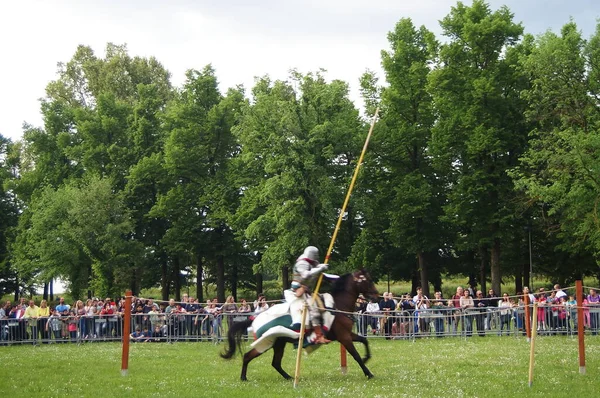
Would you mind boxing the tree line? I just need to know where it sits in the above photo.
[1,0,599,302]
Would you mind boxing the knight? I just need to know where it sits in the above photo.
[284,246,331,344]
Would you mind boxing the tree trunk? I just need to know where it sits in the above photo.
[173,256,181,302]
[161,258,170,301]
[43,282,49,301]
[515,264,523,295]
[196,255,203,303]
[256,272,263,296]
[281,265,289,290]
[216,254,225,303]
[491,237,501,296]
[50,279,54,302]
[417,252,429,297]
[231,262,238,301]
[479,246,487,294]
[522,262,529,290]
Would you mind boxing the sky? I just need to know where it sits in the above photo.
[0,0,598,142]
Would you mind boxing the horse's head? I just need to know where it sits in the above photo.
[352,269,379,301]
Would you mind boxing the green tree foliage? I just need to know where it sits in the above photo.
[512,21,600,275]
[357,19,445,295]
[232,71,363,278]
[3,2,600,300]
[0,135,20,297]
[428,0,530,294]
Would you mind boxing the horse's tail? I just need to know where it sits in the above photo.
[220,318,253,359]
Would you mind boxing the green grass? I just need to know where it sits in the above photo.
[0,336,598,397]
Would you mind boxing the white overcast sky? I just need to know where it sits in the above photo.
[0,0,598,142]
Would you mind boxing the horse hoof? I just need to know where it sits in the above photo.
[241,377,248,382]
[367,373,375,379]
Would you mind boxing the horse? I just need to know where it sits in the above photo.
[221,269,379,381]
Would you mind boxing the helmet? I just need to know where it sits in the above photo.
[291,281,302,291]
[302,246,319,262]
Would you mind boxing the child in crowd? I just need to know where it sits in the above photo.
[130,326,146,342]
[46,309,63,343]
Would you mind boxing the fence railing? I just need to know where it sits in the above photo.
[1,305,598,345]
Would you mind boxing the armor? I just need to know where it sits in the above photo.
[287,246,330,344]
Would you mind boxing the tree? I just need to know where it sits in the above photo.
[232,71,364,285]
[0,135,20,298]
[428,0,529,294]
[358,18,443,295]
[512,21,600,275]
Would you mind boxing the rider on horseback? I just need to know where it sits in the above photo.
[285,246,331,344]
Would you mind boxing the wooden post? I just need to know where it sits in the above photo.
[121,290,132,376]
[576,280,586,375]
[524,293,531,342]
[528,302,538,387]
[293,303,308,388]
[340,346,348,374]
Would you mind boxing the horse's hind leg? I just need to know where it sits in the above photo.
[241,348,263,381]
[271,339,292,380]
[350,332,371,363]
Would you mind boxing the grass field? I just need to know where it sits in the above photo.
[0,336,598,397]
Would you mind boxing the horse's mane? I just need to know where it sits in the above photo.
[330,273,353,297]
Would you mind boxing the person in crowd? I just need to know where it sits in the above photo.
[365,297,381,335]
[55,297,69,314]
[222,295,238,331]
[397,294,415,338]
[130,326,145,342]
[24,300,40,342]
[566,294,577,333]
[546,290,558,333]
[165,299,179,337]
[150,324,164,342]
[523,286,536,303]
[210,298,223,341]
[536,288,548,333]
[430,291,446,337]
[37,300,50,343]
[554,284,567,300]
[254,295,269,315]
[587,288,599,335]
[100,301,115,338]
[355,294,368,336]
[473,291,487,337]
[0,301,8,344]
[238,299,251,315]
[556,296,568,333]
[68,309,78,341]
[185,297,200,339]
[485,289,499,330]
[413,287,429,335]
[460,289,474,337]
[46,308,63,343]
[498,293,513,336]
[379,292,395,339]
[451,286,464,334]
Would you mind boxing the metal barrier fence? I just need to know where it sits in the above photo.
[354,304,600,339]
[1,305,598,345]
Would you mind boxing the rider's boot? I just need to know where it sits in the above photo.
[313,325,331,344]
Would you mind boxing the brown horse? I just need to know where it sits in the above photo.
[221,269,379,381]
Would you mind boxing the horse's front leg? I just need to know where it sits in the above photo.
[350,332,371,364]
[271,338,292,380]
[339,336,374,379]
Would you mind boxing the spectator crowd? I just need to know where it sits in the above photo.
[1,285,599,345]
